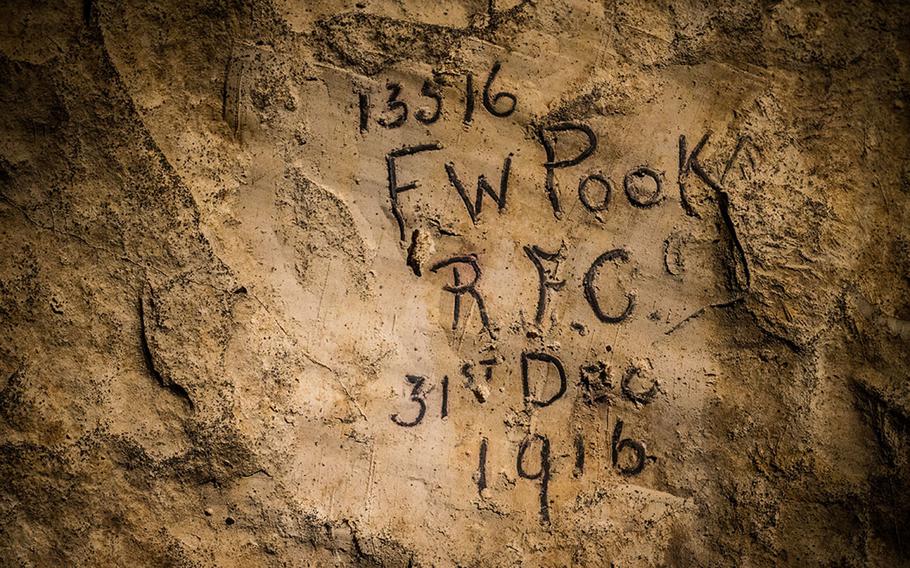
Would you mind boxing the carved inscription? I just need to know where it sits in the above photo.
[353,61,759,523]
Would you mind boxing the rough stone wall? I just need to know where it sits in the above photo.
[1,0,908,566]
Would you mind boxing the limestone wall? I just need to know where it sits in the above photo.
[1,1,908,565]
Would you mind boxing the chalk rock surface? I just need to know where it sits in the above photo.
[1,1,908,566]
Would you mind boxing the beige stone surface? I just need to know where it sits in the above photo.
[1,0,908,566]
